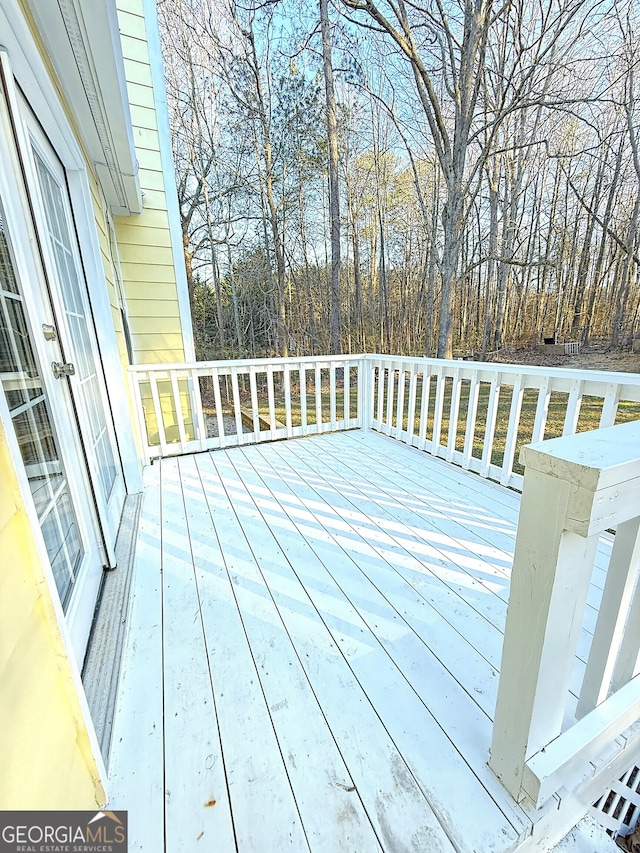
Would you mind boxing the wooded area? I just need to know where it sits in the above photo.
[157,0,640,360]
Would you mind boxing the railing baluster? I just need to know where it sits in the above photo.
[406,365,418,447]
[212,367,225,446]
[480,373,500,478]
[330,364,337,431]
[190,369,207,451]
[531,380,550,443]
[395,367,406,440]
[563,379,583,436]
[432,368,445,453]
[376,363,385,426]
[267,364,277,435]
[300,365,308,433]
[169,370,187,453]
[600,383,621,428]
[284,364,293,437]
[501,376,524,486]
[249,366,260,439]
[231,368,243,443]
[344,363,351,426]
[462,372,480,470]
[385,365,395,435]
[446,366,462,462]
[577,517,640,718]
[149,373,168,457]
[418,370,430,451]
[130,371,151,463]
[315,363,323,432]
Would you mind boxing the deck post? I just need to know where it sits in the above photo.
[489,466,598,800]
[491,421,640,806]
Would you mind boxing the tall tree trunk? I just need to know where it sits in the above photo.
[320,0,341,354]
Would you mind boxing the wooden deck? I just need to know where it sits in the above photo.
[107,428,612,852]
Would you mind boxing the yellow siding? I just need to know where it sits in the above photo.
[88,173,129,369]
[114,0,186,365]
[0,421,105,809]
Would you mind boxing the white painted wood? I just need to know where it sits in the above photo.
[599,383,621,427]
[314,363,322,432]
[431,367,445,452]
[395,366,406,440]
[249,365,261,438]
[207,451,458,851]
[108,430,633,852]
[107,465,164,851]
[463,373,480,469]
[235,441,524,849]
[501,378,524,486]
[129,369,152,464]
[480,374,501,478]
[563,380,584,436]
[612,553,640,692]
[267,363,277,434]
[418,371,430,450]
[406,364,418,445]
[299,365,308,432]
[490,468,600,800]
[231,368,244,441]
[343,364,350,425]
[329,363,337,430]
[375,364,384,426]
[531,380,551,443]
[189,369,207,450]
[524,675,640,807]
[169,370,187,452]
[578,517,640,718]
[128,353,640,496]
[384,363,395,435]
[159,457,236,851]
[149,373,168,456]
[284,364,293,437]
[446,366,462,462]
[176,455,309,852]
[211,366,225,444]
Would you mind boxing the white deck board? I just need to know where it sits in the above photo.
[108,464,165,852]
[108,429,614,853]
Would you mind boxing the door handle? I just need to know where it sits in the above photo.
[52,361,76,379]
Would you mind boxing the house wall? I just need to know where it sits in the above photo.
[114,0,188,365]
[0,417,105,809]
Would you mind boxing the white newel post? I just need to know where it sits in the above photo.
[489,467,599,799]
[490,421,640,804]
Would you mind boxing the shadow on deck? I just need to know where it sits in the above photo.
[104,429,615,853]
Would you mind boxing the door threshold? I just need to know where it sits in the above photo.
[82,492,142,765]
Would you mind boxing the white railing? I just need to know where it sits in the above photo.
[128,354,363,463]
[364,355,640,490]
[490,420,640,812]
[129,355,640,478]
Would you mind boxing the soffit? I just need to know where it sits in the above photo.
[23,0,142,215]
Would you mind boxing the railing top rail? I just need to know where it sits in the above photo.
[128,352,640,393]
[128,353,366,374]
[363,353,640,389]
[521,420,640,491]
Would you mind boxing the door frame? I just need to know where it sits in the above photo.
[0,9,142,657]
[0,10,142,497]
[0,79,107,662]
[23,109,128,543]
